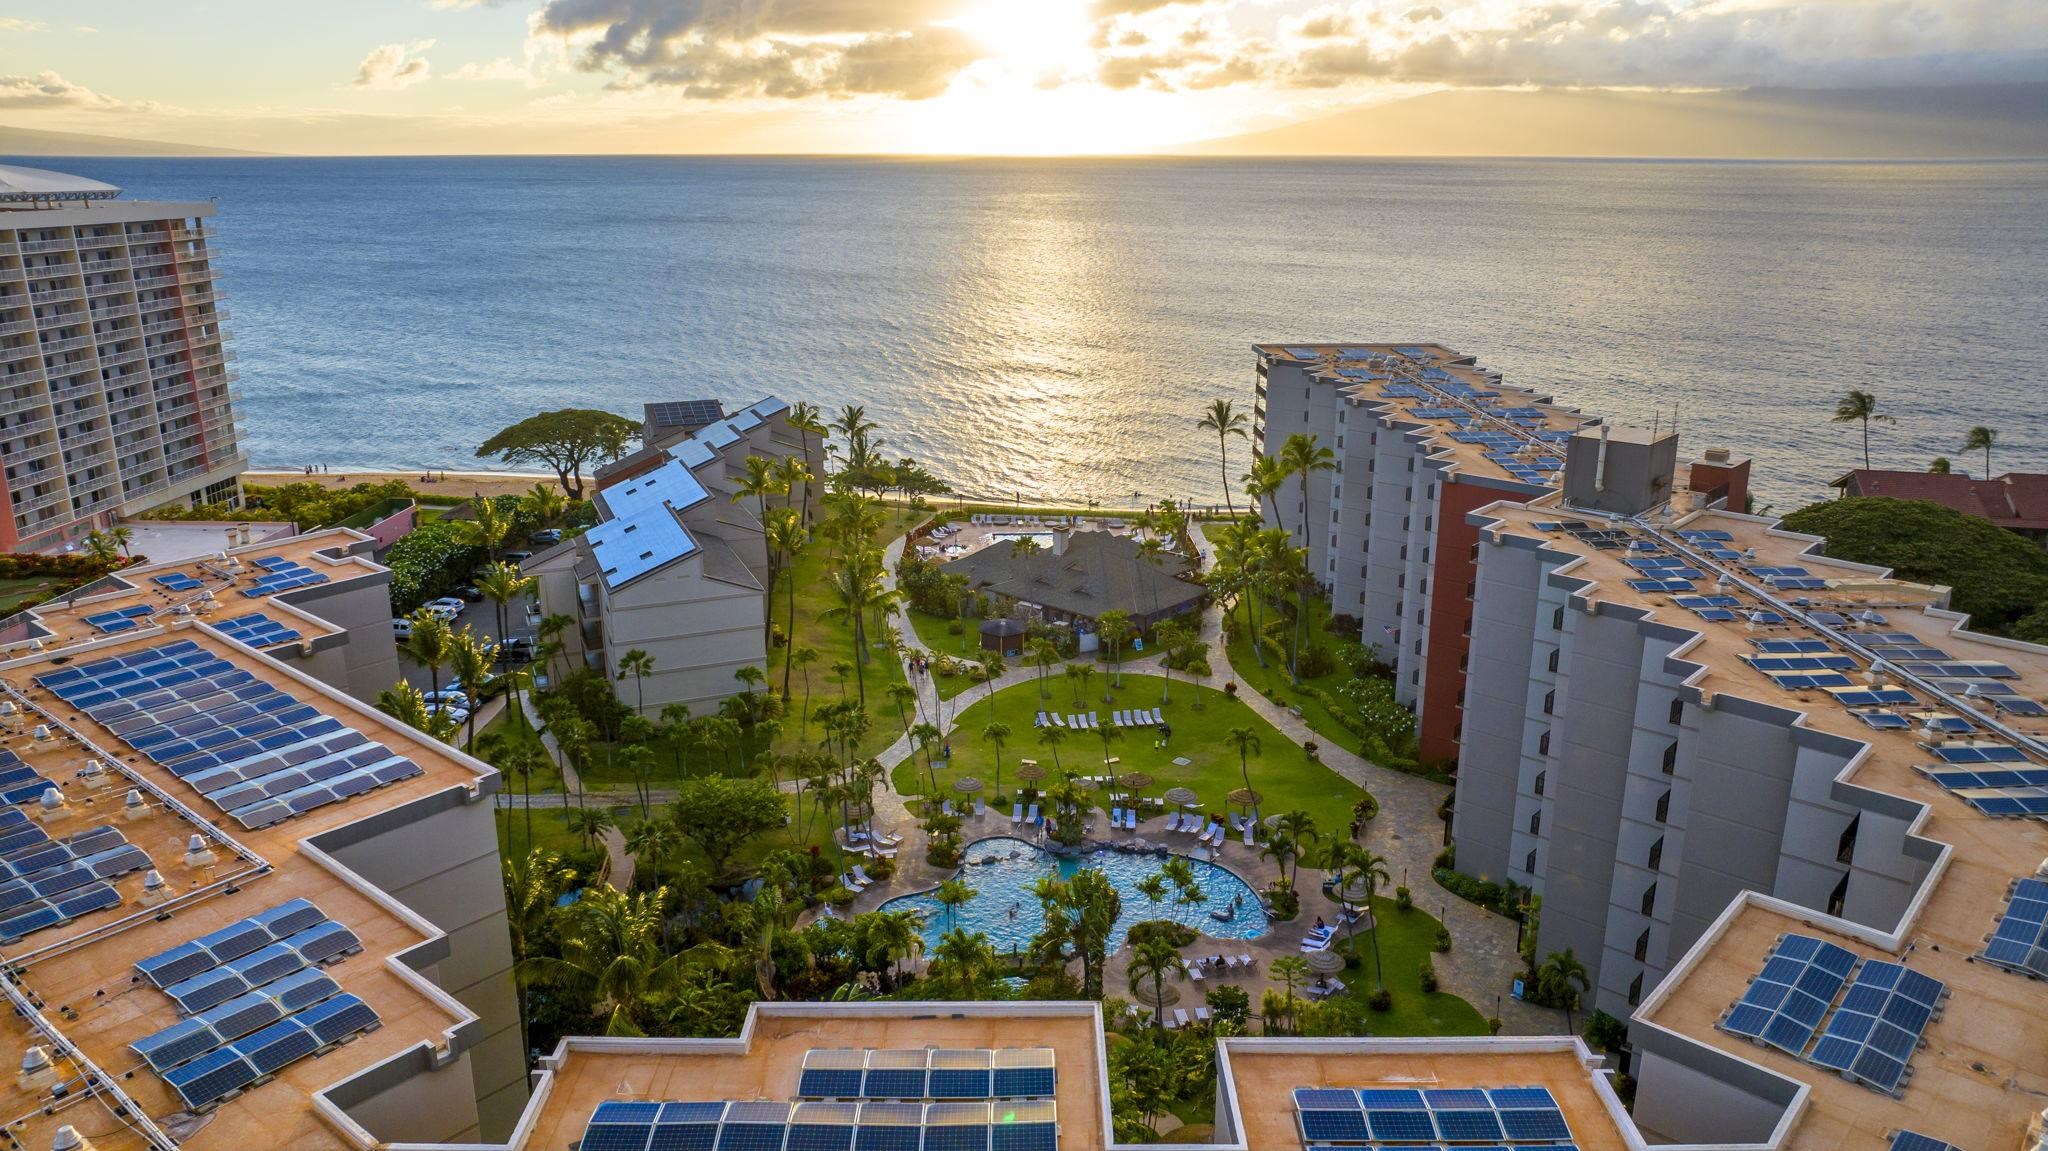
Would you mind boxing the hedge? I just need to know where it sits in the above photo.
[385,520,482,614]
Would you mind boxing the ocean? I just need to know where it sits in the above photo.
[30,155,2048,508]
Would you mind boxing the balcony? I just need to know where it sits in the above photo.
[28,285,82,305]
[86,278,133,299]
[79,256,130,275]
[0,240,17,258]
[0,318,34,338]
[63,448,114,474]
[175,264,214,285]
[0,392,48,418]
[88,299,136,321]
[127,250,175,268]
[12,486,69,515]
[1,416,55,441]
[0,366,45,390]
[97,346,144,369]
[181,287,223,306]
[18,237,77,255]
[37,334,92,356]
[132,270,177,289]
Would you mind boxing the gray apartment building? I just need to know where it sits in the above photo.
[0,164,245,553]
[527,396,823,714]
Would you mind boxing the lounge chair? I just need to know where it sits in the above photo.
[1164,1010,1181,1031]
[1188,964,1205,983]
[1242,824,1255,846]
[1035,711,1048,727]
[873,845,898,859]
[843,874,862,892]
[1111,806,1124,826]
[1012,803,1024,824]
[1087,712,1099,728]
[1194,1006,1212,1024]
[852,864,875,886]
[1173,1008,1192,1029]
[1123,810,1137,831]
[1026,804,1040,825]
[943,800,956,817]
[975,797,987,817]
[1051,712,1065,727]
[1236,953,1255,973]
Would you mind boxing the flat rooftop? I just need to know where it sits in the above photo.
[0,536,495,1150]
[1478,496,2048,1151]
[1257,343,1590,490]
[524,1008,1109,1151]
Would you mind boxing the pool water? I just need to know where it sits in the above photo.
[987,531,1055,548]
[880,836,1268,955]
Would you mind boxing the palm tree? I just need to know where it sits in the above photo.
[885,681,919,737]
[788,402,827,524]
[517,481,568,531]
[934,877,977,930]
[819,546,890,705]
[931,928,997,999]
[1268,954,1310,1035]
[501,848,576,1056]
[1277,433,1335,545]
[1539,948,1592,1034]
[1197,399,1251,519]
[773,454,812,511]
[1071,663,1094,707]
[403,609,456,703]
[375,681,453,742]
[1260,834,1299,895]
[1128,934,1187,1031]
[791,646,821,728]
[1097,610,1134,689]
[734,454,786,527]
[1333,846,1391,989]
[81,530,119,564]
[1094,722,1123,771]
[616,649,655,717]
[624,818,680,875]
[1226,726,1261,794]
[1270,809,1318,888]
[453,495,514,559]
[765,506,806,658]
[1036,723,1066,774]
[517,885,685,1035]
[981,720,1011,798]
[1929,456,1953,474]
[105,524,135,559]
[1242,454,1289,531]
[476,561,537,661]
[910,721,943,795]
[565,806,616,854]
[1962,425,1997,477]
[1030,638,1060,701]
[448,628,498,750]
[1832,390,1894,469]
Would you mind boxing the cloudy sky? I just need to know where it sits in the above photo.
[1,0,2042,153]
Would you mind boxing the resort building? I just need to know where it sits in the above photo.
[1452,436,2048,1150]
[526,396,825,713]
[1831,467,2048,548]
[940,528,1205,638]
[0,523,526,1150]
[0,164,246,553]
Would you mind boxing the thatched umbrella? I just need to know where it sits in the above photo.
[1305,946,1347,976]
[1228,787,1263,810]
[1117,771,1154,792]
[1335,877,1381,909]
[1129,976,1181,1011]
[1163,786,1200,808]
[1013,763,1047,784]
[953,776,984,794]
[841,800,874,824]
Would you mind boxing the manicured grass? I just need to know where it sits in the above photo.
[0,577,62,614]
[495,807,584,859]
[771,509,926,759]
[905,608,986,700]
[468,709,564,795]
[1336,897,1489,1036]
[891,674,1363,838]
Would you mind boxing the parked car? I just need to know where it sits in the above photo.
[423,597,466,619]
[421,689,470,711]
[454,584,484,602]
[499,634,537,661]
[529,529,562,546]
[392,617,413,640]
[427,702,470,727]
[502,550,535,564]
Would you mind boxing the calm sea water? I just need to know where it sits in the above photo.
[25,156,2047,506]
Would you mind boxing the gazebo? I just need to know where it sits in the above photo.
[979,618,1027,655]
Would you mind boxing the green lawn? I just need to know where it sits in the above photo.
[905,608,987,700]
[495,807,586,859]
[1333,897,1489,1036]
[467,709,565,795]
[0,576,63,614]
[891,673,1363,837]
[770,509,926,759]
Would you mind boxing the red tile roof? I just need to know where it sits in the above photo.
[1830,469,2048,531]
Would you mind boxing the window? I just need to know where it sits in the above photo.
[1424,515,1433,531]
[1525,849,1538,873]
[1399,545,1408,560]
[1634,928,1651,962]
[1529,810,1542,835]
[1668,698,1685,725]
[1547,649,1560,673]
[1552,606,1565,631]
[1360,564,1369,578]
[1458,651,1468,672]
[1661,741,1679,775]
[1628,972,1644,1007]
[1407,456,1415,472]
[1411,669,1419,686]
[1469,543,1480,562]
[1538,731,1551,757]
[1542,689,1555,715]
[1533,769,1546,795]
[1828,872,1849,918]
[1836,814,1860,864]
[1647,835,1663,872]
[1415,607,1425,623]
[1655,789,1671,823]
[1402,515,1411,530]
[1455,687,1465,707]
[1640,882,1658,916]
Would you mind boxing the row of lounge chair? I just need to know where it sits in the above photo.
[967,514,1077,527]
[1031,708,1165,729]
[841,864,883,891]
[1187,953,1259,979]
[1010,803,1043,826]
[1160,1006,1212,1030]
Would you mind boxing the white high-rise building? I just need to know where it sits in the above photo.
[0,164,245,552]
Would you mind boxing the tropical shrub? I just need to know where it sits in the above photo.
[385,519,483,613]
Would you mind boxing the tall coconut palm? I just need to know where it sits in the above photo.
[1278,432,1336,549]
[453,495,514,559]
[773,454,812,512]
[1128,934,1187,1031]
[734,454,786,527]
[788,402,827,524]
[981,720,1011,798]
[565,806,616,854]
[517,884,685,1036]
[403,608,455,703]
[1197,399,1250,519]
[765,506,806,642]
[934,877,977,930]
[1226,726,1262,794]
[1097,609,1134,689]
[1333,845,1391,989]
[476,561,537,663]
[1539,948,1592,1034]
[1962,425,1997,477]
[790,646,821,727]
[448,628,498,749]
[886,681,919,736]
[501,848,576,1056]
[1030,638,1060,701]
[517,481,568,531]
[1831,390,1894,469]
[931,928,997,999]
[910,721,943,795]
[819,546,889,705]
[616,648,655,716]
[1036,723,1066,775]
[1242,454,1289,531]
[106,524,135,559]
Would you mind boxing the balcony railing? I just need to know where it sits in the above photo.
[53,377,102,402]
[0,392,48,418]
[175,265,214,284]
[19,237,77,255]
[1,416,55,442]
[96,346,143,369]
[0,318,34,338]
[0,367,45,390]
[28,285,82,305]
[63,448,114,474]
[86,278,133,298]
[79,257,130,275]
[37,334,92,356]
[181,287,223,306]
[12,486,69,514]
[130,272,177,291]
[127,250,175,268]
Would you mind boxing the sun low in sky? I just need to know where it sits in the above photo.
[1,0,2042,155]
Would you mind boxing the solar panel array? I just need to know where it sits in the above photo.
[1806,960,1947,1094]
[798,1048,1055,1100]
[240,557,330,598]
[0,818,148,941]
[582,1099,1057,1151]
[0,746,59,805]
[646,399,725,429]
[83,604,154,634]
[1718,934,1948,1097]
[1888,1134,1964,1151]
[1980,876,2048,978]
[1292,1085,1575,1147]
[153,572,205,593]
[1718,934,1859,1056]
[160,992,380,1111]
[35,640,424,830]
[213,614,303,649]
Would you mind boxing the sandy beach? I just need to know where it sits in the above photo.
[246,467,559,500]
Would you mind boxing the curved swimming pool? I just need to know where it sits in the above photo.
[879,836,1268,955]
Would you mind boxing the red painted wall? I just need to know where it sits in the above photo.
[0,462,15,552]
[1420,479,1507,764]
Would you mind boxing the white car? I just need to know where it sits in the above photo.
[421,598,465,621]
[427,702,470,727]
[421,689,470,711]
[392,617,413,640]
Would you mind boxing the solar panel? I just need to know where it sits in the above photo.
[1498,1109,1572,1141]
[1719,933,1858,1056]
[232,1018,321,1076]
[864,1070,928,1099]
[1890,1132,1964,1151]
[164,1047,256,1110]
[802,1070,866,1098]
[1808,960,1945,1095]
[297,993,380,1045]
[1980,876,2048,978]
[1363,1110,1435,1141]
